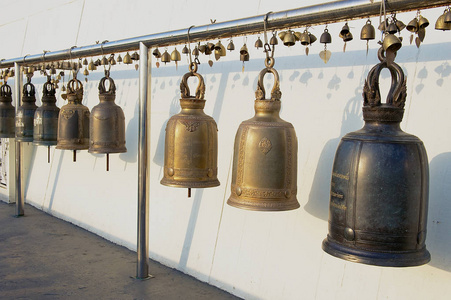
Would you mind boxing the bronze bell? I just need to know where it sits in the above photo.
[418,15,429,29]
[161,63,220,195]
[308,33,317,45]
[360,19,375,40]
[396,19,406,31]
[16,76,38,142]
[161,50,171,64]
[0,83,15,138]
[153,48,162,59]
[342,31,353,42]
[255,37,263,49]
[57,77,90,162]
[282,30,296,46]
[34,78,60,146]
[240,44,249,55]
[182,45,189,55]
[383,33,402,53]
[192,46,200,56]
[300,31,310,46]
[407,18,419,32]
[228,58,299,211]
[387,21,398,34]
[320,28,332,44]
[270,33,278,45]
[445,9,451,23]
[322,47,430,267]
[436,12,451,31]
[227,40,235,51]
[240,52,249,62]
[214,41,226,57]
[171,48,181,62]
[123,52,132,64]
[89,74,126,171]
[340,22,350,36]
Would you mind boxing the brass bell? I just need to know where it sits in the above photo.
[152,48,162,59]
[204,43,213,55]
[308,33,317,45]
[82,58,88,65]
[182,45,189,55]
[192,46,200,56]
[407,18,419,32]
[0,83,15,138]
[269,33,278,45]
[88,59,97,71]
[214,40,226,57]
[227,40,235,51]
[89,74,126,171]
[240,44,249,55]
[171,48,181,62]
[255,37,263,49]
[240,52,249,62]
[445,9,451,23]
[161,63,220,195]
[395,19,406,31]
[34,78,59,146]
[320,28,332,44]
[83,68,89,76]
[360,19,375,40]
[418,15,429,29]
[300,31,310,46]
[293,31,302,42]
[57,77,90,162]
[228,59,299,211]
[282,30,296,46]
[435,12,451,31]
[340,22,350,36]
[378,19,389,32]
[117,54,122,63]
[198,44,207,53]
[387,21,398,34]
[16,77,38,142]
[101,56,108,65]
[161,50,171,64]
[342,31,353,42]
[123,52,132,64]
[383,33,402,53]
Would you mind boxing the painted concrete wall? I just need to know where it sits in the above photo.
[1,1,451,299]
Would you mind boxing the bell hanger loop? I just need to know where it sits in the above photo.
[186,25,195,70]
[263,11,275,68]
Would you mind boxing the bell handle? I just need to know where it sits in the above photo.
[43,80,56,96]
[180,71,205,100]
[0,83,11,97]
[22,81,36,97]
[255,63,281,101]
[363,47,406,108]
[67,77,83,94]
[99,76,116,95]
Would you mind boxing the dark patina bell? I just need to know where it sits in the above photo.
[228,58,299,211]
[0,83,15,138]
[16,76,38,142]
[34,77,59,146]
[161,62,220,196]
[89,73,126,171]
[56,77,90,161]
[322,48,430,267]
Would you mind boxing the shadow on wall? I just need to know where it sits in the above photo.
[427,152,451,272]
[304,85,363,221]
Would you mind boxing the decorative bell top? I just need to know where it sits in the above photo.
[66,77,84,103]
[22,79,36,102]
[0,83,12,101]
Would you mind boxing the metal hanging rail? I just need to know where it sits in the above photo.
[6,0,451,280]
[0,0,449,68]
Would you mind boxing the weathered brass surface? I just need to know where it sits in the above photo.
[16,77,38,142]
[89,74,126,154]
[33,78,60,146]
[228,59,299,211]
[56,77,90,150]
[161,63,220,189]
[322,48,430,267]
[360,19,375,40]
[436,11,451,30]
[0,83,15,138]
[382,33,402,52]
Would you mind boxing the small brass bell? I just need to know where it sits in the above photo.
[293,31,302,42]
[418,15,429,29]
[214,41,226,57]
[340,22,350,36]
[89,74,126,171]
[16,76,38,142]
[123,52,132,64]
[207,42,215,51]
[240,52,249,62]
[204,43,213,55]
[407,18,419,32]
[269,33,278,45]
[255,37,263,49]
[101,56,108,65]
[320,28,332,44]
[387,22,398,34]
[171,48,181,62]
[445,9,451,23]
[227,40,235,51]
[395,20,406,31]
[192,47,200,56]
[240,44,249,55]
[198,44,207,53]
[342,32,353,42]
[161,50,171,64]
[88,59,97,71]
[378,19,389,32]
[82,58,88,65]
[117,54,122,63]
[182,45,189,55]
[83,68,89,76]
[131,52,139,61]
[228,58,299,211]
[360,19,376,40]
[300,31,310,46]
[152,48,162,59]
[308,33,317,45]
[282,30,296,47]
[0,83,15,138]
[436,12,451,31]
[161,63,220,195]
[382,33,402,53]
[57,77,90,162]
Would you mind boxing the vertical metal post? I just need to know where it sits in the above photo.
[137,42,150,279]
[14,62,23,217]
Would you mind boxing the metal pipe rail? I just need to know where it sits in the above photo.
[0,0,449,68]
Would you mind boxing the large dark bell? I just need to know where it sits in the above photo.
[56,78,90,151]
[16,78,38,142]
[34,79,60,146]
[0,83,15,138]
[322,48,430,267]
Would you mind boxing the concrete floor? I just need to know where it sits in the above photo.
[0,202,239,300]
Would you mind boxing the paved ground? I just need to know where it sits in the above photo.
[0,202,239,300]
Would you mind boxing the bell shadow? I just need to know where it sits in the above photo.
[119,102,138,163]
[425,152,451,272]
[304,87,363,220]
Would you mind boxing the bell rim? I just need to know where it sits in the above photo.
[88,147,127,154]
[160,178,220,188]
[322,237,431,267]
[33,140,57,146]
[227,196,300,212]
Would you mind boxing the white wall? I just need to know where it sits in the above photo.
[1,1,451,299]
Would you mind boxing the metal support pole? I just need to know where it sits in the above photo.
[137,42,150,279]
[14,62,23,217]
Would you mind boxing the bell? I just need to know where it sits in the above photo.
[228,59,299,211]
[56,77,90,162]
[171,48,181,62]
[342,31,353,42]
[240,52,249,62]
[204,44,213,55]
[255,37,263,49]
[435,13,451,31]
[0,83,15,138]
[322,47,430,267]
[407,18,419,32]
[161,50,171,64]
[214,41,226,57]
[445,9,451,23]
[308,33,317,45]
[82,58,88,65]
[270,33,278,46]
[117,54,122,63]
[152,48,162,59]
[198,44,207,53]
[101,56,108,65]
[387,22,398,34]
[227,40,235,51]
[123,52,132,64]
[192,46,200,56]
[340,22,350,36]
[282,30,296,46]
[88,60,97,71]
[418,15,429,29]
[182,45,189,55]
[300,31,310,46]
[131,52,140,60]
[33,78,60,146]
[360,20,376,40]
[16,77,38,142]
[320,28,332,44]
[378,19,389,32]
[382,33,402,53]
[89,74,126,171]
[395,19,406,31]
[161,63,220,194]
[240,44,249,55]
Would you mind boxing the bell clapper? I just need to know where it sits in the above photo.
[106,153,109,171]
[73,150,77,162]
[48,146,50,163]
[188,188,191,198]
